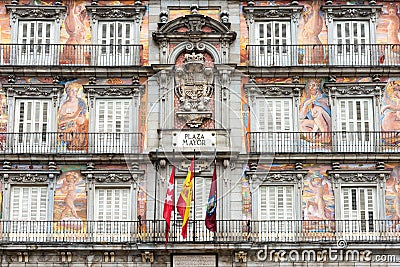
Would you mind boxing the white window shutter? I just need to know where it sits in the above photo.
[95,188,130,221]
[10,186,47,221]
[96,99,131,133]
[259,185,294,220]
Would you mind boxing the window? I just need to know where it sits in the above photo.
[94,187,132,241]
[97,21,136,65]
[6,5,66,65]
[86,5,145,66]
[259,185,294,220]
[342,187,376,233]
[15,99,51,151]
[17,21,56,65]
[243,5,302,66]
[321,5,381,66]
[336,98,374,152]
[255,97,294,152]
[255,21,291,66]
[10,186,47,221]
[333,21,370,65]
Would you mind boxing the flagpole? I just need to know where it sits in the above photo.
[153,149,158,243]
[173,149,176,242]
[214,148,217,238]
[193,149,196,243]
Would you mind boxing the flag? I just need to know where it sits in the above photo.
[163,165,175,243]
[205,162,217,232]
[177,158,194,239]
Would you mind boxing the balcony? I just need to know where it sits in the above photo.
[0,132,143,154]
[247,131,400,153]
[246,44,399,67]
[0,219,399,244]
[0,44,142,66]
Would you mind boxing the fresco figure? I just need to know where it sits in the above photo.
[300,80,331,143]
[306,174,328,220]
[302,1,324,64]
[58,83,88,150]
[382,81,400,134]
[385,5,400,54]
[62,0,87,64]
[60,172,79,219]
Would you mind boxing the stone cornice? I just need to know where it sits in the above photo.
[243,5,303,24]
[244,83,305,97]
[86,5,146,22]
[321,5,382,23]
[4,83,64,97]
[83,84,144,97]
[0,170,60,184]
[6,5,66,22]
[246,170,308,183]
[324,82,386,97]
[81,169,144,183]
[327,169,390,183]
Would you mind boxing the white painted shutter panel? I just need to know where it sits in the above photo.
[194,177,211,220]
[10,186,47,220]
[96,99,130,133]
[259,186,293,220]
[16,100,50,133]
[256,98,293,132]
[342,187,375,220]
[95,188,130,221]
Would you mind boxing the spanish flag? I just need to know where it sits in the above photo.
[177,158,194,239]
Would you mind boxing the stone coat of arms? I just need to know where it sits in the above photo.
[175,52,214,128]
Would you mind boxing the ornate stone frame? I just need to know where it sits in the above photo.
[152,13,237,64]
[6,5,66,44]
[83,84,144,136]
[0,163,61,221]
[327,169,390,220]
[321,5,382,47]
[3,83,64,133]
[246,169,308,220]
[324,82,386,133]
[243,5,303,48]
[81,168,144,221]
[86,5,146,46]
[244,83,305,133]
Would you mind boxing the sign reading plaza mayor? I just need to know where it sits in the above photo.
[173,131,216,148]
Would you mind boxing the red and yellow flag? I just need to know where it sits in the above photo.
[176,159,194,239]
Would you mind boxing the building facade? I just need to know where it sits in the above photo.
[0,0,400,266]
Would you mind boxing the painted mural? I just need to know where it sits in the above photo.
[382,80,400,140]
[299,79,332,149]
[54,169,86,232]
[58,82,89,151]
[385,164,400,230]
[303,165,334,221]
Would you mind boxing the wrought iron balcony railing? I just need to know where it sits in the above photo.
[0,44,142,66]
[247,44,400,67]
[247,131,400,153]
[0,132,143,154]
[0,219,399,244]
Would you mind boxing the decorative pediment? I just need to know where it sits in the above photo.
[243,5,303,24]
[246,170,308,183]
[84,85,144,97]
[324,82,386,97]
[6,5,66,22]
[81,169,144,184]
[0,170,60,184]
[86,5,146,23]
[4,84,64,97]
[244,83,305,98]
[152,14,236,44]
[327,170,390,183]
[321,5,382,23]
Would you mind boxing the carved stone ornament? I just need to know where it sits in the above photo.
[4,84,64,97]
[246,170,308,184]
[81,170,144,184]
[1,170,60,184]
[244,83,304,98]
[86,5,145,24]
[325,82,386,97]
[328,170,390,183]
[243,5,303,24]
[6,5,67,23]
[321,5,382,23]
[175,53,214,128]
[152,14,236,44]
